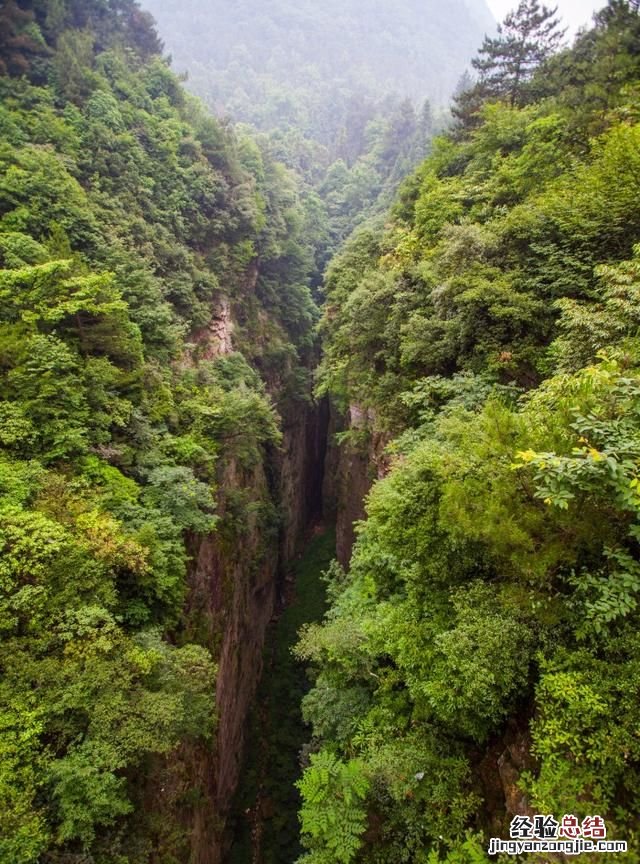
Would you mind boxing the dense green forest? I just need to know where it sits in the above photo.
[3,1,640,863]
[141,0,494,138]
[141,0,492,276]
[298,2,640,862]
[0,1,318,861]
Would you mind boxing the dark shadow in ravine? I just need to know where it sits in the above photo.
[227,526,336,864]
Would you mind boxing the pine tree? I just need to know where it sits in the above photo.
[451,72,487,135]
[598,0,640,23]
[452,1,564,134]
[474,1,565,104]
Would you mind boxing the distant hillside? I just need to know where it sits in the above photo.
[141,0,495,138]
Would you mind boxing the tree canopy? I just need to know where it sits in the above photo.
[453,0,565,131]
[302,3,640,862]
[0,2,319,861]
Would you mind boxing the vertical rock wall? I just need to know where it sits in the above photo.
[199,402,326,863]
[144,292,329,864]
[325,404,391,568]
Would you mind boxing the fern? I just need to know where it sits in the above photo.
[297,751,370,864]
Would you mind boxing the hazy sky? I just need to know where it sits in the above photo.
[486,0,603,34]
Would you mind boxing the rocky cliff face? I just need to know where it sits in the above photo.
[325,404,391,568]
[203,417,327,863]
[146,291,329,864]
[145,291,400,862]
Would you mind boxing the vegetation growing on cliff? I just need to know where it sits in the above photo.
[0,2,317,861]
[301,2,640,862]
[230,530,336,864]
[141,0,477,277]
[5,0,640,862]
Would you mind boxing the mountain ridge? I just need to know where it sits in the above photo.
[142,0,496,118]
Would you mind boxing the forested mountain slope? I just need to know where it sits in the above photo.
[4,1,640,864]
[298,2,640,862]
[0,2,321,862]
[141,0,496,274]
[141,0,495,135]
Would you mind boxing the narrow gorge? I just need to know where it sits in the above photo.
[179,326,331,864]
[167,301,383,864]
[3,3,640,864]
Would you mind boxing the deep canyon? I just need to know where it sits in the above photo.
[3,3,640,864]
